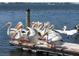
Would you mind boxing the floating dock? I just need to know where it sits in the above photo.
[9,40,79,56]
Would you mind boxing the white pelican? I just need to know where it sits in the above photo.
[26,27,40,43]
[7,22,24,39]
[47,29,62,43]
[55,26,78,35]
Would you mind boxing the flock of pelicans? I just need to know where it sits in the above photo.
[6,21,79,48]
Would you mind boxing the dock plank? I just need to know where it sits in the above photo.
[60,42,79,54]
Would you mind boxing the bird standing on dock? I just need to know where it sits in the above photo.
[26,27,40,43]
[47,29,62,43]
[55,26,78,36]
[55,25,79,40]
[7,22,24,39]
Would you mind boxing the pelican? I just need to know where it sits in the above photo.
[26,27,40,43]
[55,26,78,35]
[47,29,62,43]
[7,22,24,39]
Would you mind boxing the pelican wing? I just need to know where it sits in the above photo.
[48,30,62,42]
[14,32,21,39]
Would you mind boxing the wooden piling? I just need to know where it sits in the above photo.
[26,9,30,28]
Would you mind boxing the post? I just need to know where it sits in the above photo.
[26,9,30,28]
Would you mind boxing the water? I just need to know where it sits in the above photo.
[0,3,79,56]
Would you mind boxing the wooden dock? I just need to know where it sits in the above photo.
[9,40,79,56]
[58,42,79,55]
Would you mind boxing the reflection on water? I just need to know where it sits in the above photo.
[9,47,72,56]
[9,48,36,56]
[9,48,59,56]
[9,48,50,56]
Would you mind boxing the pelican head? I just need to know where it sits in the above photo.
[15,22,23,30]
[6,22,12,27]
[44,22,50,28]
[63,26,67,31]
